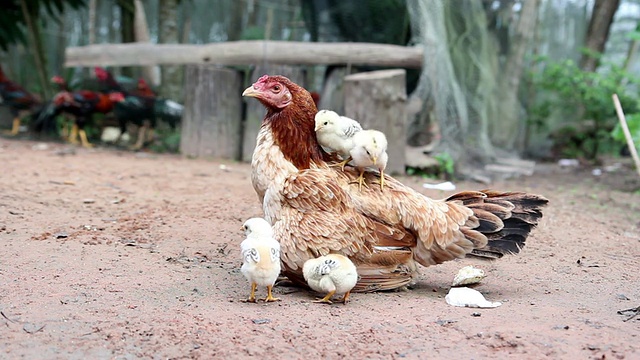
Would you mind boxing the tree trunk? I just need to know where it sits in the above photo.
[159,0,183,101]
[120,0,135,77]
[344,69,407,175]
[180,66,242,160]
[88,0,97,45]
[491,0,540,150]
[19,0,50,99]
[242,65,307,162]
[134,0,159,85]
[580,0,620,72]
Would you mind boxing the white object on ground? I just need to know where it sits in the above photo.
[423,181,456,191]
[445,287,502,308]
[452,265,486,287]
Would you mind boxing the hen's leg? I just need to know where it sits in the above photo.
[131,123,148,150]
[4,118,21,135]
[246,282,257,303]
[79,129,94,148]
[68,124,79,144]
[313,290,336,304]
[340,290,352,304]
[263,285,280,302]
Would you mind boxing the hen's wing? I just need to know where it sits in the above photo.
[272,167,486,291]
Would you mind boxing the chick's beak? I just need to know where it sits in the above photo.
[372,156,377,165]
[242,85,260,98]
[314,124,321,131]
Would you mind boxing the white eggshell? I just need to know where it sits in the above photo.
[452,265,486,286]
[445,287,502,308]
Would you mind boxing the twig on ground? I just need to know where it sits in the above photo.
[612,94,640,178]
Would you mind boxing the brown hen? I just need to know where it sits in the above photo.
[243,75,548,292]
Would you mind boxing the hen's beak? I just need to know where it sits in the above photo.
[372,156,377,165]
[242,86,260,98]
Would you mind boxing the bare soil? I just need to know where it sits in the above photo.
[1,138,639,359]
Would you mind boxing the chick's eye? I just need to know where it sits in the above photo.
[323,122,328,125]
[366,150,370,155]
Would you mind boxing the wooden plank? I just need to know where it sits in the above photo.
[180,65,242,160]
[242,65,307,162]
[64,41,424,68]
[344,69,408,175]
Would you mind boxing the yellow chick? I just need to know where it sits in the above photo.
[349,129,389,191]
[240,218,281,303]
[302,254,358,305]
[314,109,363,170]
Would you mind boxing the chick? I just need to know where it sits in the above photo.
[349,129,389,191]
[314,109,363,170]
[240,218,281,303]
[303,254,358,305]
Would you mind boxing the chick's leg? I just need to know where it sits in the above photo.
[329,156,352,171]
[378,168,385,191]
[340,291,352,304]
[264,285,280,302]
[313,290,336,304]
[246,282,257,303]
[349,169,369,191]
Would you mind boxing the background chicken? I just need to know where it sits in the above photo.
[243,75,548,292]
[303,254,358,304]
[350,129,388,191]
[96,69,182,150]
[314,109,362,170]
[0,65,41,135]
[240,217,281,303]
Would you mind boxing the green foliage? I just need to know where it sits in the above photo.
[0,0,86,51]
[529,57,640,159]
[406,152,455,180]
[611,113,640,148]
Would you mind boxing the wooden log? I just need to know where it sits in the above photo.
[64,41,424,68]
[344,69,407,175]
[242,65,307,162]
[180,65,242,160]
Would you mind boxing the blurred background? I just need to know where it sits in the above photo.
[1,0,639,178]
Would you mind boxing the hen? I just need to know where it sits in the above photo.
[243,75,548,292]
[350,129,388,191]
[0,65,41,135]
[303,254,358,304]
[314,109,362,170]
[240,217,281,303]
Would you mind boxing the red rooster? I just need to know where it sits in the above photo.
[243,75,549,292]
[47,75,118,147]
[0,65,41,135]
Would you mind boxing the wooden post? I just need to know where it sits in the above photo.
[180,65,242,160]
[344,69,407,175]
[242,65,306,162]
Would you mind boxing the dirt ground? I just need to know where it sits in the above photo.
[1,137,639,359]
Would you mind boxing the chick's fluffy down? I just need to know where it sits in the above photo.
[303,254,358,296]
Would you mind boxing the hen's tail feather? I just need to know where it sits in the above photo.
[454,190,548,259]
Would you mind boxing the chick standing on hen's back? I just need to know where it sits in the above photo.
[314,110,362,170]
[240,218,281,303]
[303,254,358,305]
[350,129,389,191]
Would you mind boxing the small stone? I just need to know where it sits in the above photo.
[471,312,481,317]
[252,319,270,324]
[83,199,95,204]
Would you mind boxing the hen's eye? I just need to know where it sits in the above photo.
[273,85,281,91]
